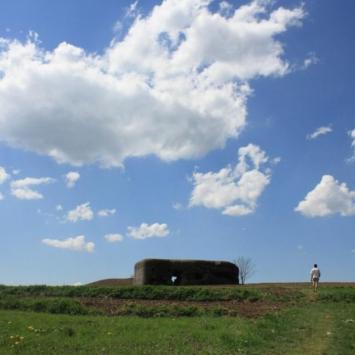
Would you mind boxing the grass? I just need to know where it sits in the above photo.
[0,284,264,301]
[0,297,96,316]
[0,296,240,317]
[0,284,354,354]
[317,287,355,302]
[1,302,355,354]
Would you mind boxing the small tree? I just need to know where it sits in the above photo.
[235,257,255,285]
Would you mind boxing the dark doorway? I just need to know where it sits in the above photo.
[171,272,181,285]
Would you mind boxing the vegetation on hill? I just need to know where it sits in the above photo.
[0,284,264,302]
[0,284,354,353]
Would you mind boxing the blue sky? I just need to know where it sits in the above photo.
[0,0,354,285]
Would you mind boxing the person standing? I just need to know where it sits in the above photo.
[310,264,321,291]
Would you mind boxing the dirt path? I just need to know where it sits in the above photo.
[296,312,333,354]
[284,292,334,355]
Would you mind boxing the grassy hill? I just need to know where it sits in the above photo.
[0,283,354,354]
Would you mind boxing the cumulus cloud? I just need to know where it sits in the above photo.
[97,208,116,217]
[0,0,304,167]
[295,175,355,217]
[64,171,80,188]
[0,166,10,184]
[347,129,355,163]
[67,202,94,222]
[42,235,94,252]
[10,177,55,200]
[127,223,170,239]
[189,144,272,216]
[104,233,123,242]
[307,126,332,140]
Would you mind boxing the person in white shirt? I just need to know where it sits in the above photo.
[310,264,321,291]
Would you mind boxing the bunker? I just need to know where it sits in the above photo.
[134,259,239,285]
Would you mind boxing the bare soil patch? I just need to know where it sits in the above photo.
[87,278,133,286]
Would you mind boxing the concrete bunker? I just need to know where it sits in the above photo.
[134,259,239,285]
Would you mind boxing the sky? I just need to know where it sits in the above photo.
[0,0,354,285]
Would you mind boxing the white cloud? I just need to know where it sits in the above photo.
[56,204,63,211]
[350,129,355,146]
[64,171,80,188]
[12,188,43,200]
[272,157,281,165]
[219,1,233,16]
[295,175,355,217]
[67,202,94,222]
[10,177,54,189]
[172,202,183,210]
[347,129,355,163]
[42,235,94,252]
[307,126,332,140]
[302,52,319,69]
[0,166,10,184]
[10,177,55,200]
[104,233,123,242]
[222,204,253,216]
[0,192,4,200]
[113,21,123,34]
[12,169,20,175]
[125,0,139,18]
[189,144,272,216]
[127,223,170,239]
[97,208,116,217]
[0,1,304,167]
[112,1,139,35]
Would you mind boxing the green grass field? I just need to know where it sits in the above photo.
[0,284,354,354]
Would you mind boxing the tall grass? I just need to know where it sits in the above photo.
[0,297,95,315]
[318,287,355,302]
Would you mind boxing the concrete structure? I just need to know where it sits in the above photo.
[134,259,239,285]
